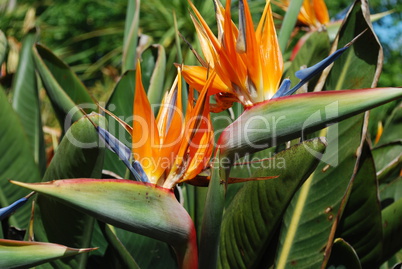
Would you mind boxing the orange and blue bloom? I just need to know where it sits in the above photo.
[181,0,350,111]
[97,62,214,189]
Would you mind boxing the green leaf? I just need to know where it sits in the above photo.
[377,102,402,146]
[199,149,227,269]
[326,238,362,269]
[219,138,327,268]
[122,0,140,72]
[0,87,41,228]
[173,11,188,113]
[0,239,94,269]
[275,114,365,268]
[32,114,105,269]
[12,179,198,269]
[335,142,383,267]
[372,103,402,182]
[0,30,7,65]
[373,142,402,183]
[98,222,139,269]
[113,228,178,268]
[144,44,166,107]
[219,87,402,158]
[380,177,402,207]
[278,0,303,54]
[368,100,397,145]
[104,70,135,178]
[284,31,330,92]
[274,1,384,267]
[33,44,94,128]
[11,28,46,176]
[323,2,382,92]
[181,184,208,242]
[381,198,402,263]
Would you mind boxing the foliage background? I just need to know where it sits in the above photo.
[1,0,401,93]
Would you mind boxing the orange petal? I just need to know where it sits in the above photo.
[188,0,221,53]
[181,65,231,95]
[164,73,215,188]
[133,61,160,182]
[313,0,329,25]
[257,1,283,100]
[190,13,218,68]
[180,114,214,182]
[240,0,263,101]
[156,69,185,177]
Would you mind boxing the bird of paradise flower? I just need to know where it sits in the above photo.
[180,0,356,111]
[274,0,330,29]
[96,62,214,189]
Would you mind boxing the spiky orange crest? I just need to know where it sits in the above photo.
[133,62,213,188]
[182,0,283,109]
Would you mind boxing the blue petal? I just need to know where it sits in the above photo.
[285,30,368,97]
[0,197,29,221]
[96,126,149,183]
[272,79,291,99]
[295,46,348,81]
[284,46,349,96]
[132,161,149,183]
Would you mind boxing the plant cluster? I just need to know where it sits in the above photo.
[0,0,401,268]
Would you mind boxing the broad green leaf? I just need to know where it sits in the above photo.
[181,184,208,242]
[0,30,6,65]
[219,87,402,158]
[11,28,46,176]
[326,11,393,42]
[275,115,365,268]
[199,149,227,269]
[335,142,383,267]
[0,239,94,269]
[98,222,139,269]
[33,44,94,129]
[381,198,402,263]
[35,44,94,106]
[372,103,402,182]
[323,1,382,92]
[380,177,402,210]
[377,102,402,146]
[0,87,41,228]
[122,0,140,72]
[104,70,135,178]
[113,227,178,268]
[12,179,198,269]
[284,31,330,92]
[326,238,361,269]
[274,1,384,267]
[33,114,105,269]
[373,142,402,183]
[219,138,327,268]
[278,0,303,53]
